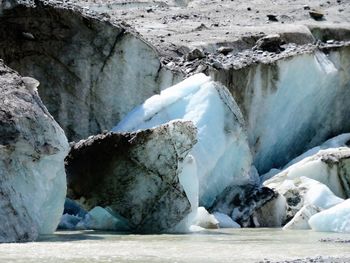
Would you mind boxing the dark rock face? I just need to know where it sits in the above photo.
[0,60,68,242]
[211,185,277,227]
[66,121,197,233]
[0,0,180,141]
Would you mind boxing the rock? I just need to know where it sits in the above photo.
[309,10,324,20]
[267,14,278,22]
[303,5,310,10]
[283,204,321,230]
[0,61,69,243]
[254,194,287,227]
[213,185,278,227]
[66,121,197,233]
[186,48,205,61]
[253,34,285,52]
[309,199,350,233]
[217,46,234,55]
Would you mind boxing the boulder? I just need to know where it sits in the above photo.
[0,61,69,242]
[66,121,197,233]
[253,34,285,52]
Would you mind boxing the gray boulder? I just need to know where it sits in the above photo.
[66,121,197,233]
[0,61,69,242]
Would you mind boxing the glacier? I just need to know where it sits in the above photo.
[113,73,255,210]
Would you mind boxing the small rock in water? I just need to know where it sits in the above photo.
[303,5,310,10]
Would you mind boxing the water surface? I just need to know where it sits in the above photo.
[0,229,349,262]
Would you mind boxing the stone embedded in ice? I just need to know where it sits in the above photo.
[113,73,254,209]
[0,62,69,242]
[309,199,350,233]
[213,212,241,228]
[193,207,219,229]
[66,121,197,233]
[82,206,130,231]
[283,204,321,230]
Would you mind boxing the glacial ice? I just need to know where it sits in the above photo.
[265,147,350,200]
[238,49,350,174]
[113,73,254,209]
[283,204,320,230]
[309,199,350,233]
[58,214,82,230]
[284,133,350,169]
[262,134,350,182]
[192,207,219,229]
[264,147,350,230]
[213,212,241,228]
[82,207,130,231]
[0,62,69,242]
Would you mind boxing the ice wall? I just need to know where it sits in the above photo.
[211,46,350,174]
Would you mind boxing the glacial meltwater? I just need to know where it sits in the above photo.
[0,229,349,263]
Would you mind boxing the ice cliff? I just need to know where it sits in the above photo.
[0,61,69,242]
